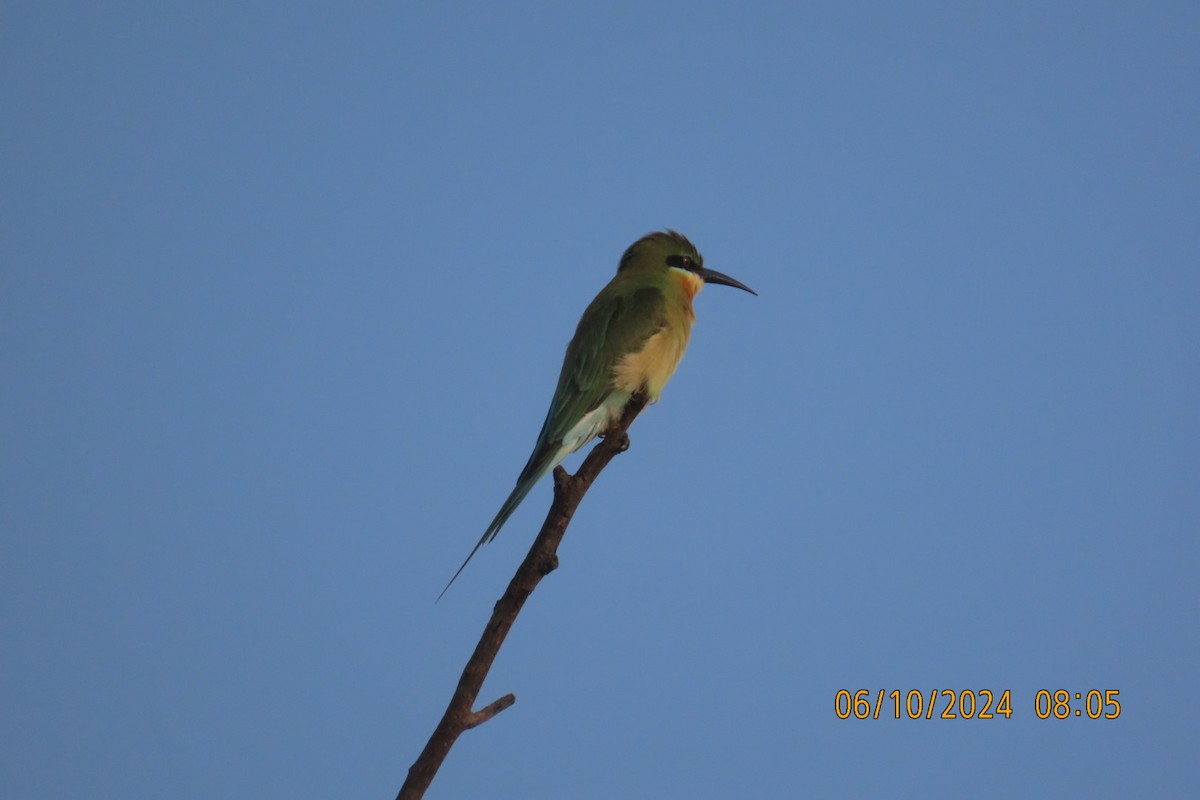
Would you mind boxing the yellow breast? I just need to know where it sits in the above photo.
[611,270,701,402]
[611,326,690,401]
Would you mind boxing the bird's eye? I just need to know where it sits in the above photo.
[666,254,694,270]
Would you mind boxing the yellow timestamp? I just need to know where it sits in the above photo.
[1033,689,1122,719]
[834,689,1122,720]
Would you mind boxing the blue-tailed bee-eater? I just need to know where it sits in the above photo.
[440,231,755,598]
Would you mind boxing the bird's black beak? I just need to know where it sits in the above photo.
[699,267,757,296]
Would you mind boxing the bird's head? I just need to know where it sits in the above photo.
[617,230,757,296]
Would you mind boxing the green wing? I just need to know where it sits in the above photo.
[518,283,666,482]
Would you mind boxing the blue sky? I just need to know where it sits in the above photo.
[3,2,1197,798]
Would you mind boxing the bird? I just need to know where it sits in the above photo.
[439,230,755,599]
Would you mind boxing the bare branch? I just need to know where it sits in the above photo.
[397,394,649,800]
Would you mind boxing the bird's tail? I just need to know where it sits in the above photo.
[436,460,553,601]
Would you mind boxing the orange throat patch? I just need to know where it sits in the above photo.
[673,268,704,302]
